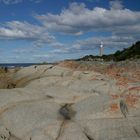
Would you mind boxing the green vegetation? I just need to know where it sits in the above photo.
[77,41,140,61]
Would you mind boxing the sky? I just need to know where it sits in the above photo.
[0,0,140,63]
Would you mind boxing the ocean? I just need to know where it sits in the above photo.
[0,63,40,68]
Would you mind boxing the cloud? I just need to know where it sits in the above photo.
[49,35,136,55]
[13,47,38,54]
[76,36,135,49]
[0,21,55,46]
[109,0,123,10]
[0,0,22,4]
[50,42,65,48]
[29,0,42,3]
[32,54,56,62]
[36,2,140,36]
[0,0,42,4]
[0,1,140,62]
[33,54,49,58]
[34,2,140,54]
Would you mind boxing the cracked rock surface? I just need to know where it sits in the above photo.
[0,63,140,140]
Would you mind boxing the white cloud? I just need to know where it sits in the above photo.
[33,54,49,58]
[0,1,140,61]
[51,48,70,54]
[36,2,140,36]
[13,47,38,54]
[76,36,134,49]
[109,0,123,10]
[32,54,55,62]
[29,0,42,3]
[49,35,136,55]
[0,0,22,4]
[0,21,55,46]
[50,42,65,48]
[34,2,140,54]
[0,0,42,4]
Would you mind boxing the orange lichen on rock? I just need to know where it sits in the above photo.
[111,95,120,100]
[105,64,140,88]
[125,94,139,107]
[106,67,136,87]
[110,103,119,112]
[128,86,140,91]
[58,61,79,70]
[116,77,137,87]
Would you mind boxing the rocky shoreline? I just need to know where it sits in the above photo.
[0,60,139,140]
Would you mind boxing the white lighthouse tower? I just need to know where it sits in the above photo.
[100,42,103,56]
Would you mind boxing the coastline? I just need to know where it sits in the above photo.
[0,60,139,140]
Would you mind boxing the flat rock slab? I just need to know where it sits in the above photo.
[0,64,139,140]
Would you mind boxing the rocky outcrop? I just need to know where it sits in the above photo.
[0,63,139,140]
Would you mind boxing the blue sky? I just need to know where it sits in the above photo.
[0,0,140,63]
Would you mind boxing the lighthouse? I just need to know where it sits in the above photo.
[100,42,103,56]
